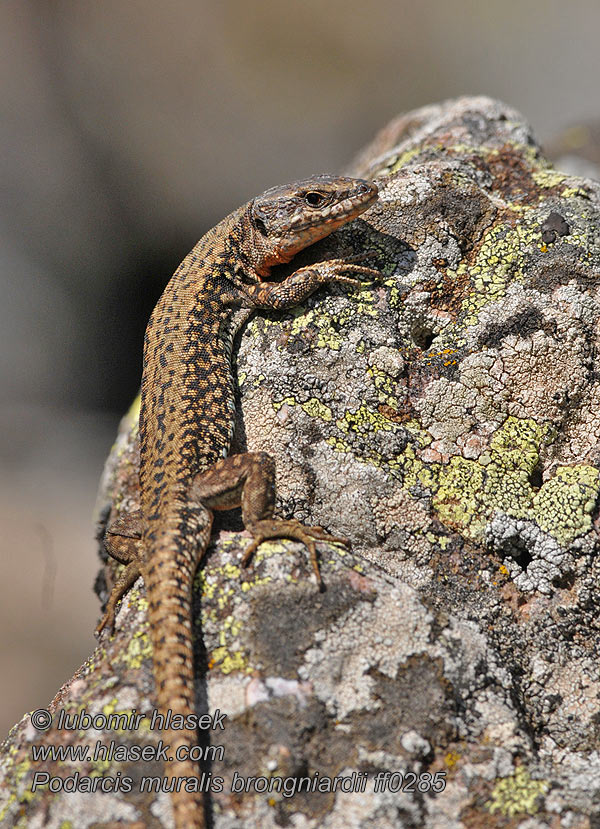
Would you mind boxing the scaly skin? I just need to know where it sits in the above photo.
[97,175,379,828]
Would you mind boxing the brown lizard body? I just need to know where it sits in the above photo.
[97,175,379,828]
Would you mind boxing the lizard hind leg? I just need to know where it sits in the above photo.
[190,452,349,588]
[96,511,144,636]
[240,519,350,589]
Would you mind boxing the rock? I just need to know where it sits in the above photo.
[2,95,600,828]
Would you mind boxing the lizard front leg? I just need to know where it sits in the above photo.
[189,452,348,587]
[242,257,380,310]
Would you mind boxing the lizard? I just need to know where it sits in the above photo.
[95,174,380,828]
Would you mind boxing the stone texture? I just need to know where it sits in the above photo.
[2,96,600,828]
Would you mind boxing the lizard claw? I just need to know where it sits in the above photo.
[304,526,351,547]
[241,518,351,588]
[320,256,382,286]
[94,556,143,637]
[338,250,379,265]
[95,608,116,637]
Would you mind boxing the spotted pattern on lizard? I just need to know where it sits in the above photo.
[96,175,379,828]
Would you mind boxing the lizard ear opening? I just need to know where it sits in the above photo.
[253,216,268,237]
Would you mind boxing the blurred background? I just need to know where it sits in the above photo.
[2,0,600,737]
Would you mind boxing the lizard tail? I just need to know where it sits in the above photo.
[143,502,212,829]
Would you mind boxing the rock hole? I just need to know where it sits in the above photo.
[552,571,575,591]
[412,326,435,350]
[506,543,533,572]
[529,465,543,490]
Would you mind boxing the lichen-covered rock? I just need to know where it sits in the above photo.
[2,96,600,828]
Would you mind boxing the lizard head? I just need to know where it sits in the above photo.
[248,175,378,271]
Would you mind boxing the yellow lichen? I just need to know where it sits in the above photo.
[434,418,538,538]
[387,146,422,173]
[367,366,397,406]
[337,404,398,435]
[301,398,333,422]
[533,465,600,545]
[124,629,152,669]
[486,766,548,817]
[532,169,567,190]
[209,646,248,675]
[428,417,598,548]
[459,220,543,327]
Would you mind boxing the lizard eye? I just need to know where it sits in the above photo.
[305,191,327,207]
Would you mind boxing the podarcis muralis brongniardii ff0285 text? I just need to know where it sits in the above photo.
[96,175,379,828]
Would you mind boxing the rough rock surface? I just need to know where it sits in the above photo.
[2,96,600,828]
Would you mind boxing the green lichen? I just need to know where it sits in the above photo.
[325,400,598,552]
[403,419,434,448]
[203,538,351,674]
[128,394,141,423]
[256,305,347,351]
[198,535,267,603]
[273,395,296,412]
[125,586,148,616]
[92,756,112,776]
[321,391,598,552]
[326,435,352,454]
[110,395,140,439]
[210,613,248,674]
[252,281,379,355]
[324,407,432,484]
[209,645,248,675]
[342,287,378,320]
[561,185,590,199]
[486,766,548,817]
[425,531,451,550]
[386,278,405,310]
[101,699,118,718]
[394,441,429,488]
[386,146,422,174]
[0,753,39,822]
[201,539,297,675]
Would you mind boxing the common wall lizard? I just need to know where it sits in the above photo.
[96,175,379,827]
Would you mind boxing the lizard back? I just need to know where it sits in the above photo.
[130,176,379,828]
